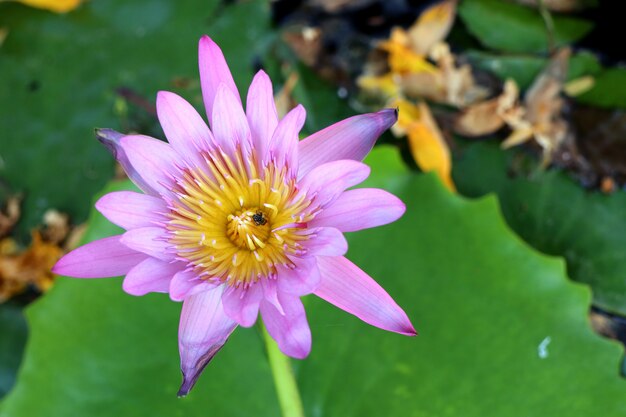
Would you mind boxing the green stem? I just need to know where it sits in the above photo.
[260,322,306,417]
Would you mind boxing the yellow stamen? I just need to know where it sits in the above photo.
[167,147,314,286]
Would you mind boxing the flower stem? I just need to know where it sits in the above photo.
[260,322,306,417]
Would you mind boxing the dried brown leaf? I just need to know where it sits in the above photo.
[0,232,63,302]
[408,0,457,55]
[0,195,21,239]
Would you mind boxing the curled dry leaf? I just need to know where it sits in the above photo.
[0,232,64,302]
[42,209,70,245]
[392,98,455,192]
[501,48,571,166]
[0,196,21,239]
[0,204,71,302]
[282,27,322,69]
[407,0,457,55]
[358,1,487,108]
[454,79,520,136]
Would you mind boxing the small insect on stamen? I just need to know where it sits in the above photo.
[252,210,267,226]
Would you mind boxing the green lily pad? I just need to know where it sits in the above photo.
[0,0,270,241]
[577,68,626,109]
[458,0,593,53]
[0,302,27,400]
[453,141,626,315]
[2,146,625,416]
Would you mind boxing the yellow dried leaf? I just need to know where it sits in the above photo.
[357,73,400,98]
[7,0,82,13]
[380,29,439,75]
[0,232,63,302]
[408,0,457,55]
[392,99,455,192]
[564,75,595,97]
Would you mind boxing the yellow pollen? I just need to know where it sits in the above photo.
[167,147,314,287]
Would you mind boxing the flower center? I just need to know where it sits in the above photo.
[226,208,271,250]
[167,147,312,287]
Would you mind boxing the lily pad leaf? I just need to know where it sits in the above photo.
[459,0,593,53]
[577,68,626,109]
[0,0,270,240]
[0,302,27,400]
[454,141,626,315]
[2,147,625,416]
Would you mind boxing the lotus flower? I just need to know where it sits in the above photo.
[53,35,416,396]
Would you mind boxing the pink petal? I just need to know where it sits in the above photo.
[198,35,241,127]
[120,135,180,197]
[156,91,215,167]
[178,287,237,396]
[120,227,172,261]
[95,191,167,230]
[260,292,311,359]
[123,258,183,296]
[276,256,321,296]
[302,227,347,257]
[52,235,147,278]
[309,188,406,232]
[169,270,219,302]
[298,159,370,211]
[298,108,397,178]
[221,284,264,327]
[211,83,252,158]
[267,104,305,175]
[260,278,284,315]
[96,129,158,196]
[246,70,278,160]
[314,256,416,336]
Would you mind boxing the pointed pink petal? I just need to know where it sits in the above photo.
[178,287,237,396]
[95,191,167,230]
[298,109,397,178]
[260,292,311,359]
[52,235,147,278]
[221,284,264,327]
[96,129,158,195]
[260,278,284,315]
[211,83,252,157]
[156,91,215,167]
[314,256,416,336]
[267,104,305,175]
[120,227,172,261]
[309,188,406,232]
[198,35,241,127]
[277,256,321,296]
[169,270,219,302]
[120,135,180,197]
[302,227,347,257]
[246,70,278,160]
[123,258,183,296]
[298,159,370,210]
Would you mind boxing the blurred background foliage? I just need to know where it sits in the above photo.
[1,0,626,415]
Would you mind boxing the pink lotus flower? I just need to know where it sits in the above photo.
[53,35,416,396]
